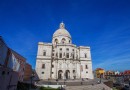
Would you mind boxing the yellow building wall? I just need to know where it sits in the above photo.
[96,70,105,78]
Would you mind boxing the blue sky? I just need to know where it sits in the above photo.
[0,0,130,71]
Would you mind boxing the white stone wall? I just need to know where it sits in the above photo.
[36,60,51,79]
[80,61,93,79]
[36,42,93,80]
[35,23,93,80]
[52,36,72,45]
[79,47,93,79]
[36,42,52,79]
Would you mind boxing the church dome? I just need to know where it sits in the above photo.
[53,22,71,38]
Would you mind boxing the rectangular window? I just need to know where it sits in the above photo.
[66,53,69,58]
[85,65,88,69]
[66,48,69,51]
[52,65,54,68]
[42,64,45,69]
[43,51,46,56]
[85,53,87,58]
[60,48,62,51]
[42,72,44,74]
[73,54,75,59]
[59,53,62,58]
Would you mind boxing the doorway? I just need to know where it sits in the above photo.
[58,70,63,79]
[65,70,70,79]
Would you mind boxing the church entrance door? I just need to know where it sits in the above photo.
[58,70,63,79]
[65,70,70,79]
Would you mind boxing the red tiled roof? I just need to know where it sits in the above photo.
[124,70,130,75]
[96,68,104,70]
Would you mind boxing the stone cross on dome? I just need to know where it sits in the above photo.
[59,21,65,29]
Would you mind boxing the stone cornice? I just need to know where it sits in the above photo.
[36,58,92,61]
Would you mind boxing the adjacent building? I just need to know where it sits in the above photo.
[0,36,26,81]
[124,70,130,75]
[0,36,28,90]
[95,68,105,78]
[35,22,93,80]
[23,63,32,81]
[0,67,18,90]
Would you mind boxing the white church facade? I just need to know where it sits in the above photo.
[35,22,93,80]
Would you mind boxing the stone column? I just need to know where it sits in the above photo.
[63,59,65,79]
[70,62,73,79]
[55,60,58,79]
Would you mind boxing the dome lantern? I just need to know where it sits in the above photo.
[53,22,71,39]
[52,22,72,44]
[59,22,65,29]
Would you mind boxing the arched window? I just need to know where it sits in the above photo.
[55,39,58,44]
[61,38,66,44]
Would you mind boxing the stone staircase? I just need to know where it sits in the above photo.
[66,83,112,90]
